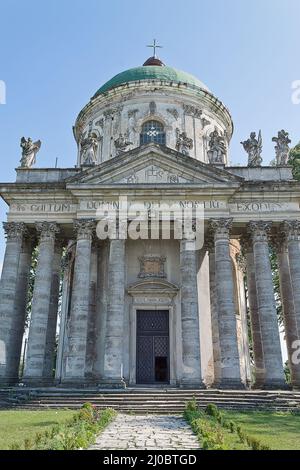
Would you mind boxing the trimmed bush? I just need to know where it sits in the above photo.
[9,404,116,450]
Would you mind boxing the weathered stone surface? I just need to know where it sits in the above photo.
[64,220,95,381]
[24,222,60,383]
[0,223,29,384]
[247,221,286,389]
[209,219,244,389]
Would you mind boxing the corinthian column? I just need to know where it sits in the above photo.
[0,222,29,384]
[64,219,95,382]
[280,221,300,388]
[247,221,285,388]
[209,219,243,389]
[241,235,265,387]
[206,237,221,385]
[180,239,203,387]
[103,239,125,383]
[23,222,60,383]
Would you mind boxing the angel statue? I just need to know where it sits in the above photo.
[175,129,193,156]
[80,131,99,166]
[207,129,227,164]
[20,137,42,168]
[241,131,263,167]
[272,130,291,166]
[114,133,132,156]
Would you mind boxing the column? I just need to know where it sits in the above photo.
[206,238,221,385]
[0,222,29,384]
[280,221,300,388]
[23,222,60,383]
[64,220,95,382]
[241,235,265,387]
[247,221,285,388]
[103,239,125,383]
[209,219,244,389]
[43,239,64,379]
[180,239,203,387]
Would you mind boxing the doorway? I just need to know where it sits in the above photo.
[136,310,170,384]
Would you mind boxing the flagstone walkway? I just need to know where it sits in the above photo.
[90,414,201,450]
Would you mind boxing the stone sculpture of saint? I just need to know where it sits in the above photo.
[207,129,226,164]
[114,133,132,156]
[176,129,193,156]
[20,137,42,168]
[272,130,291,166]
[241,131,263,167]
[80,132,99,166]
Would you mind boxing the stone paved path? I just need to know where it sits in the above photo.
[90,414,201,450]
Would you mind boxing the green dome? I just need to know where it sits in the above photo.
[94,65,209,96]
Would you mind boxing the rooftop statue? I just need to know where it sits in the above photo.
[20,137,41,168]
[241,131,263,167]
[80,131,99,166]
[207,129,226,164]
[114,133,132,156]
[176,129,193,156]
[272,130,291,166]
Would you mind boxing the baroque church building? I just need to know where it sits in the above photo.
[0,53,300,391]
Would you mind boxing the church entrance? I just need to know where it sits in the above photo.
[136,310,170,384]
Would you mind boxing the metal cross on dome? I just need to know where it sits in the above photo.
[147,39,163,57]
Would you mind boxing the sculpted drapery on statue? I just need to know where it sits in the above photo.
[272,130,291,166]
[175,129,193,156]
[80,131,99,166]
[20,137,41,168]
[207,129,227,164]
[241,131,263,167]
[114,133,132,156]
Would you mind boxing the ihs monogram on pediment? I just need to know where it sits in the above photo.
[126,165,180,184]
[138,255,167,279]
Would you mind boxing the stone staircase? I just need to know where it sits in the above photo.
[1,388,300,413]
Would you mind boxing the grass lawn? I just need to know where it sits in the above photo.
[223,411,300,450]
[0,410,75,450]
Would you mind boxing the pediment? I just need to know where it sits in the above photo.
[66,144,243,186]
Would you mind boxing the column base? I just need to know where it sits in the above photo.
[217,379,247,390]
[259,380,289,390]
[22,377,56,387]
[179,379,206,389]
[0,377,20,387]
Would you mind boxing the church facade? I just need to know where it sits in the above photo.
[1,54,300,390]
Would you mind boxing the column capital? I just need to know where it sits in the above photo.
[208,218,233,239]
[3,222,28,241]
[280,220,300,242]
[247,221,272,242]
[73,219,95,240]
[36,222,60,241]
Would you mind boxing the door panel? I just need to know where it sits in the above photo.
[136,310,169,384]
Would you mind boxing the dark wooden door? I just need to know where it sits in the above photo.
[136,310,169,384]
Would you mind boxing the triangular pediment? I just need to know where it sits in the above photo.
[66,144,243,186]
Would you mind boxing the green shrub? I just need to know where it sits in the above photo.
[9,404,116,451]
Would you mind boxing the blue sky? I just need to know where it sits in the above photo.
[0,0,299,266]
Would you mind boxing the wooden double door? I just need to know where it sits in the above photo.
[136,310,170,384]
